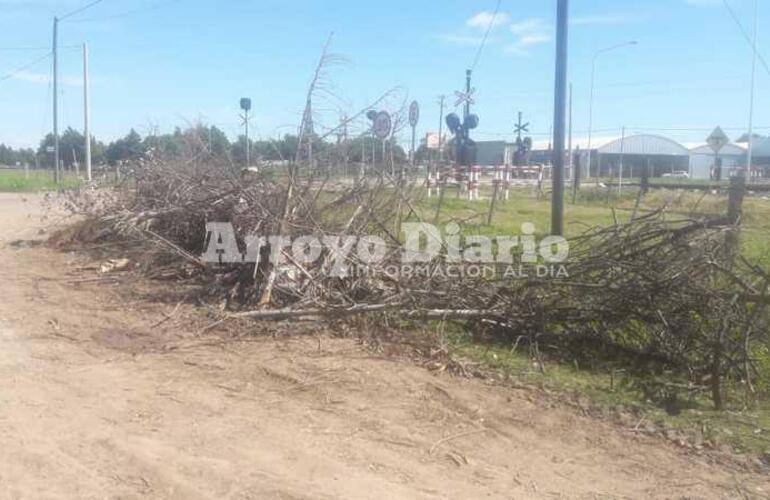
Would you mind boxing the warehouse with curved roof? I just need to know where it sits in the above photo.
[591,134,690,178]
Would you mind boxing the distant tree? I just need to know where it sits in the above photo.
[231,135,253,165]
[205,125,230,157]
[105,129,144,165]
[414,144,431,163]
[144,127,184,160]
[61,128,87,168]
[344,136,407,165]
[0,144,14,165]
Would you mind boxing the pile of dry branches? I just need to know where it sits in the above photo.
[54,160,770,410]
[51,37,770,410]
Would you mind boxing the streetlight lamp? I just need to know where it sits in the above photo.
[586,41,637,178]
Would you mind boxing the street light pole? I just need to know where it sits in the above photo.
[83,43,92,182]
[53,16,60,183]
[586,41,637,180]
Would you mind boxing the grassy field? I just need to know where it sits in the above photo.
[419,184,770,264]
[0,169,83,192]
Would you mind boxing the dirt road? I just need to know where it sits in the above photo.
[0,193,767,499]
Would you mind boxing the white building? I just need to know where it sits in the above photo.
[688,143,746,180]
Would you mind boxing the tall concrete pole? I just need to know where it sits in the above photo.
[746,0,759,180]
[437,95,445,162]
[245,109,250,168]
[567,83,574,177]
[53,16,60,183]
[83,43,92,181]
[551,0,569,236]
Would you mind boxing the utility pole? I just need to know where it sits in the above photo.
[567,83,575,179]
[551,0,569,236]
[746,0,759,180]
[437,95,445,162]
[240,98,252,168]
[83,43,92,181]
[53,16,60,183]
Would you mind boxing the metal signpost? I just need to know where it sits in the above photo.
[514,112,529,142]
[372,111,392,175]
[240,98,252,168]
[513,111,531,167]
[409,101,420,167]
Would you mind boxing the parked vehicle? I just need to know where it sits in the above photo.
[663,171,690,179]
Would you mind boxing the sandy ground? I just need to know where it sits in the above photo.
[0,193,768,500]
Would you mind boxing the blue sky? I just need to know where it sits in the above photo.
[0,0,768,149]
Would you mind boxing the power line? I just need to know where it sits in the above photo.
[59,0,108,21]
[0,45,80,51]
[67,0,181,23]
[722,0,770,77]
[470,0,502,71]
[0,46,53,52]
[0,52,52,84]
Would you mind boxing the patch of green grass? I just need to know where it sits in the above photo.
[420,189,619,238]
[0,169,82,192]
[417,186,770,267]
[450,333,770,455]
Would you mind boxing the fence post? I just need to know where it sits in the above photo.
[727,175,746,225]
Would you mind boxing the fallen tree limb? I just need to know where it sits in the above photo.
[219,306,507,323]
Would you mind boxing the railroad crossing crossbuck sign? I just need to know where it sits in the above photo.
[454,88,476,108]
[514,112,529,139]
[707,126,730,154]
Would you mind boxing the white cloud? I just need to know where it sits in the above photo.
[510,18,550,36]
[12,71,82,87]
[436,33,490,46]
[467,11,511,30]
[506,18,552,57]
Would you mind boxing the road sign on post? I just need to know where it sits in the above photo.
[371,111,392,174]
[707,126,729,154]
[409,101,420,166]
[373,111,392,140]
[409,101,420,128]
[707,126,730,179]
